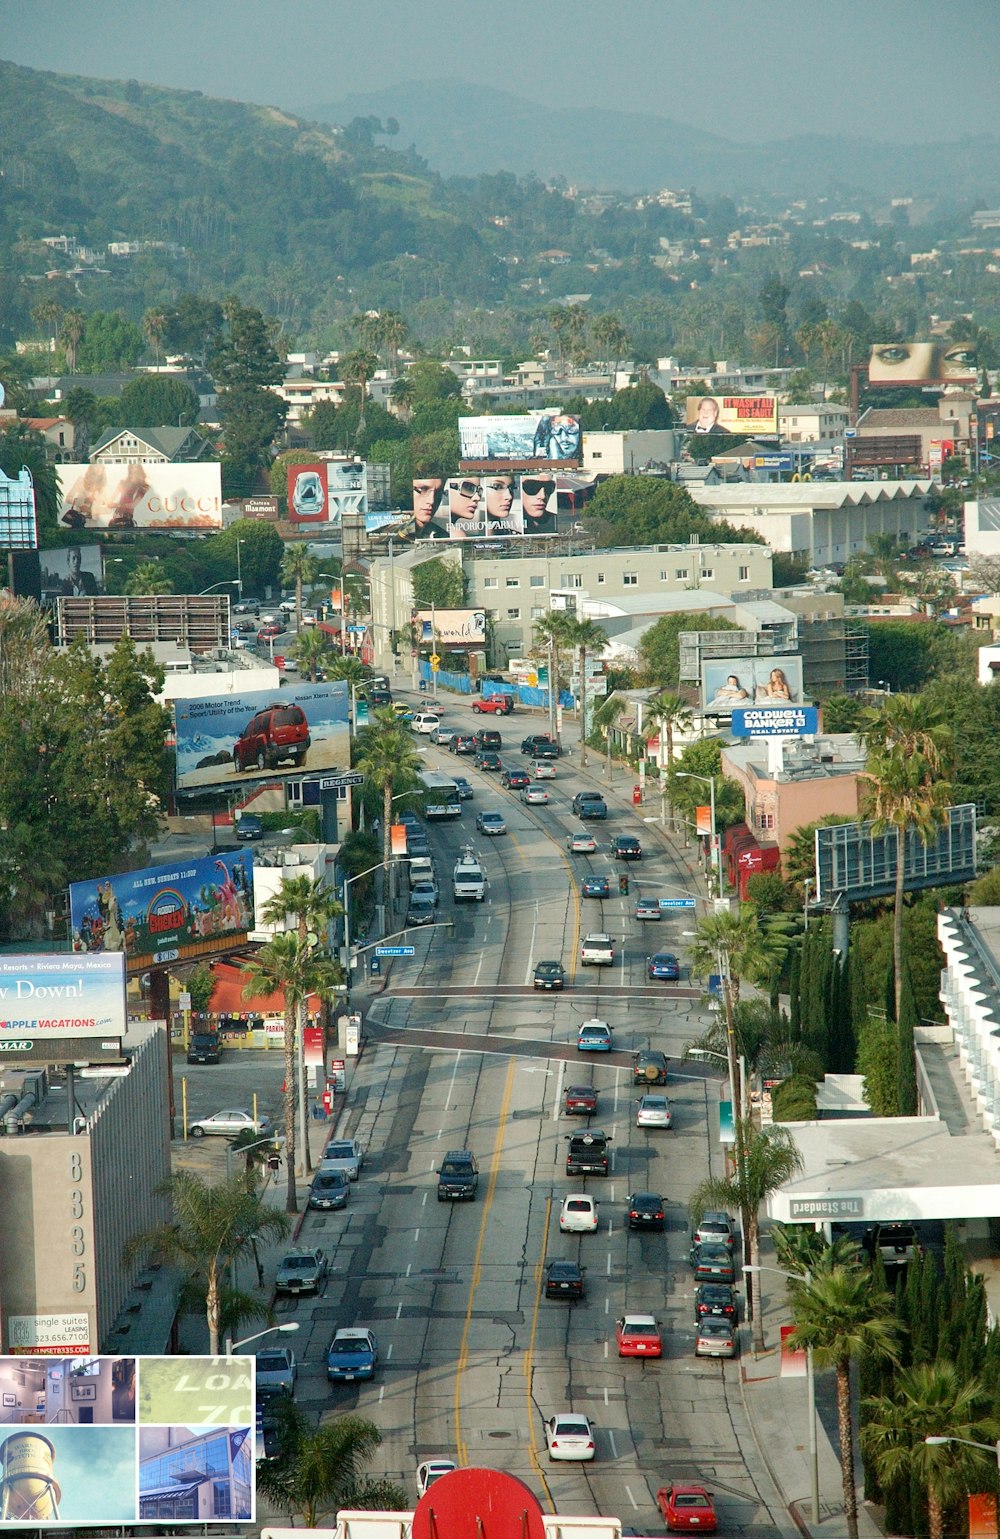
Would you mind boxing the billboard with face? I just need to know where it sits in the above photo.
[459,411,582,462]
[287,462,329,524]
[701,656,806,717]
[56,463,223,532]
[685,397,778,435]
[40,545,105,597]
[174,681,350,790]
[70,852,255,970]
[868,341,977,386]
[0,953,126,1041]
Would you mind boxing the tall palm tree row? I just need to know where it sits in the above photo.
[563,615,609,768]
[280,545,320,631]
[354,711,426,870]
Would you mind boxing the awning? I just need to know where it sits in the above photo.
[208,960,321,1016]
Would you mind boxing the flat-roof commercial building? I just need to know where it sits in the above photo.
[689,481,933,567]
[721,733,865,854]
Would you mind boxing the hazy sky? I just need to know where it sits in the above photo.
[3,0,999,146]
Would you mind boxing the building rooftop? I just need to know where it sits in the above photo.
[692,480,932,510]
[724,733,867,783]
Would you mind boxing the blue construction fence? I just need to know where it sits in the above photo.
[417,660,574,710]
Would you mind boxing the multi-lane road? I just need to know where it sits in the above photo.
[253,720,789,1530]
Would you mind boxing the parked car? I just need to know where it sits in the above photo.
[627,1191,665,1230]
[255,1347,297,1396]
[689,1242,736,1283]
[233,703,310,772]
[636,1093,672,1128]
[657,1485,717,1533]
[275,1247,328,1296]
[633,1049,668,1084]
[695,1318,737,1358]
[406,891,437,927]
[188,1108,271,1138]
[634,895,661,920]
[616,1314,662,1358]
[319,1138,363,1180]
[544,1413,595,1462]
[693,1211,736,1251]
[564,1084,598,1116]
[694,1283,737,1322]
[309,1170,350,1211]
[559,1193,599,1232]
[326,1327,379,1383]
[476,810,507,836]
[533,959,566,990]
[544,1260,586,1300]
[235,812,264,842]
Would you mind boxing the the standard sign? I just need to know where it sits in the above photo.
[789,1196,864,1219]
[731,706,819,738]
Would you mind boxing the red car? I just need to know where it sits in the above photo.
[564,1084,598,1116]
[657,1485,717,1533]
[257,622,282,641]
[472,696,513,715]
[615,1314,662,1358]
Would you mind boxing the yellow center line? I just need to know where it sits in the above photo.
[524,1194,556,1510]
[454,1055,517,1467]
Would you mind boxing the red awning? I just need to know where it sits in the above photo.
[208,960,321,1016]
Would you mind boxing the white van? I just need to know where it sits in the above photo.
[453,850,486,902]
[411,712,441,735]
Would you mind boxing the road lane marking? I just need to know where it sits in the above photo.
[454,1055,516,1468]
[608,1429,618,1459]
[445,1051,462,1110]
[624,1485,640,1510]
[552,1059,566,1121]
[523,1193,555,1510]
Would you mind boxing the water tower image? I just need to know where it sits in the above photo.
[0,1431,61,1520]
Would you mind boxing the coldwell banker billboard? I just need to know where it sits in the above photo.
[868,340,977,386]
[56,464,222,532]
[459,411,582,463]
[0,953,126,1042]
[174,681,350,790]
[69,852,255,970]
[685,396,778,435]
[701,656,806,717]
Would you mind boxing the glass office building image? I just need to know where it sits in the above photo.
[138,1425,252,1522]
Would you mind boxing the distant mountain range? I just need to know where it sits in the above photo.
[302,80,1000,203]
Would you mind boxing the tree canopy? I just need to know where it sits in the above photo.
[580,475,761,550]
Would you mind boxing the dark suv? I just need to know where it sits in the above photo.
[233,703,310,772]
[474,730,503,751]
[565,1129,611,1176]
[437,1149,480,1201]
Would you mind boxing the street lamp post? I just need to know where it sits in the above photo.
[225,1320,299,1357]
[925,1436,1000,1463]
[803,876,814,931]
[676,771,722,898]
[198,580,240,597]
[744,1263,820,1524]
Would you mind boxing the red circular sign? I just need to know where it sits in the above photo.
[413,1468,546,1539]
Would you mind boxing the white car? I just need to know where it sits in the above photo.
[411,712,441,735]
[580,933,615,966]
[319,1137,364,1180]
[531,760,556,779]
[521,785,550,805]
[544,1412,596,1462]
[416,1459,458,1497]
[559,1193,599,1233]
[636,1093,673,1128]
[188,1108,272,1138]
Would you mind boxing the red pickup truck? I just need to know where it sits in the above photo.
[472,695,513,715]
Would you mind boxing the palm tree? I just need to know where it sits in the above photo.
[592,691,622,781]
[389,375,413,420]
[859,696,952,1027]
[31,298,63,347]
[256,1405,406,1527]
[561,615,608,768]
[862,1362,999,1539]
[124,561,174,596]
[59,309,86,374]
[646,690,693,824]
[354,718,426,870]
[280,545,320,630]
[243,934,342,1212]
[291,626,335,683]
[124,1171,289,1354]
[688,905,787,1017]
[325,653,369,690]
[532,611,573,743]
[143,306,168,366]
[690,1122,802,1353]
[340,348,380,438]
[789,1265,900,1539]
[375,310,408,371]
[592,314,630,380]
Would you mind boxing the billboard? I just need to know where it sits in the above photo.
[326,460,368,523]
[40,545,105,598]
[286,462,328,524]
[414,608,487,646]
[868,341,977,386]
[459,411,582,463]
[685,396,778,435]
[0,1355,254,1526]
[0,953,126,1042]
[56,463,223,532]
[69,852,255,969]
[174,681,350,790]
[731,705,819,738]
[815,803,976,903]
[0,465,38,549]
[701,657,806,717]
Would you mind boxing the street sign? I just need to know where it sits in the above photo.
[319,772,365,790]
[429,654,441,671]
[375,945,416,957]
[347,624,366,633]
[659,898,696,910]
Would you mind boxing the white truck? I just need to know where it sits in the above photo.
[580,932,615,966]
[453,848,486,902]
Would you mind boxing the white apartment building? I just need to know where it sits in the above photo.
[690,481,933,566]
[581,431,678,474]
[777,402,850,441]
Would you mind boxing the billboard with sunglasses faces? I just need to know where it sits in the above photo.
[459,412,582,463]
[444,473,560,539]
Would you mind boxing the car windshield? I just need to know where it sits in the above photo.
[316,1175,344,1187]
[282,1256,314,1270]
[327,1143,354,1158]
[442,1160,471,1174]
[271,708,303,727]
[331,1338,367,1354]
[257,1354,287,1371]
